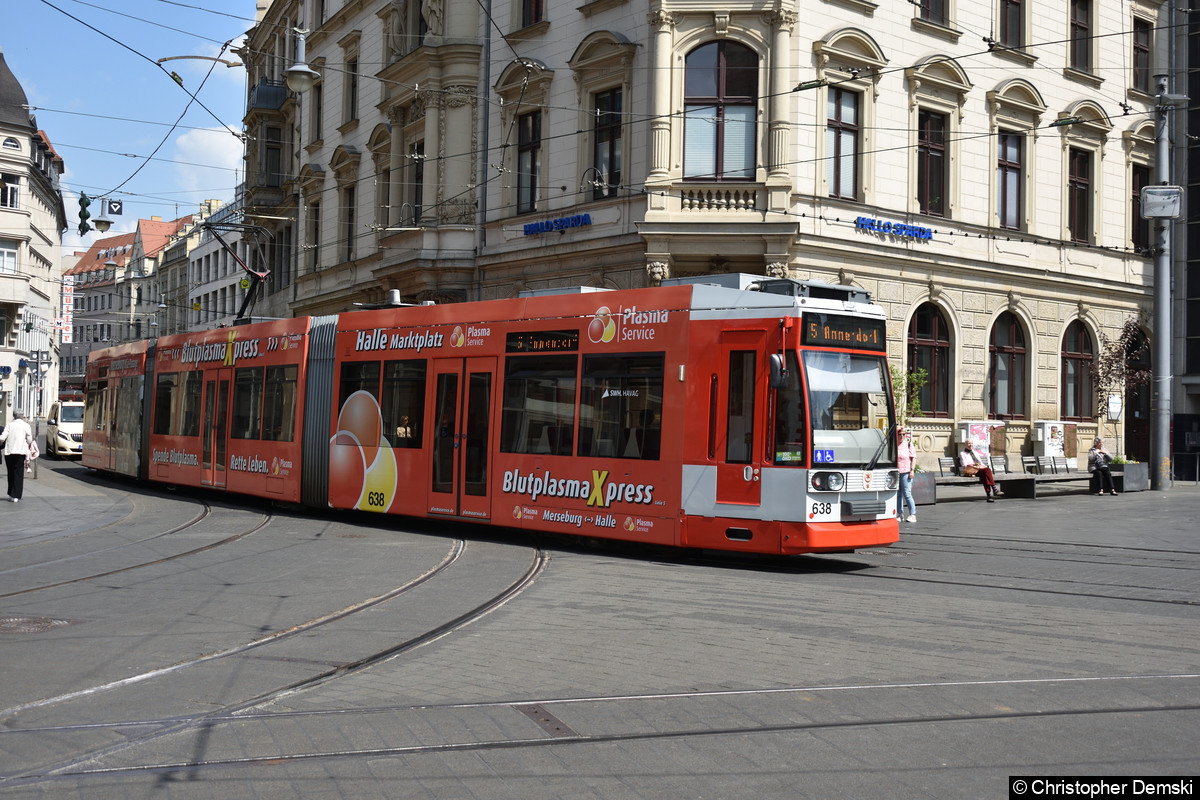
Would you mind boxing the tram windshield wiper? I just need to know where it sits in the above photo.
[864,422,895,471]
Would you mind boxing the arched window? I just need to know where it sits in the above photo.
[1061,320,1094,420]
[989,311,1027,419]
[907,303,951,417]
[683,41,757,181]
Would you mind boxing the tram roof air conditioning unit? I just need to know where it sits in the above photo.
[662,273,871,304]
[754,278,872,304]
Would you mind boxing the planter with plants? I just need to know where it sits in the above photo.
[1110,457,1149,492]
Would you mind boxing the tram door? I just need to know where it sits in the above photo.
[429,358,494,520]
[714,330,770,506]
[201,370,231,488]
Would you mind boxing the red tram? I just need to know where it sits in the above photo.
[84,274,900,555]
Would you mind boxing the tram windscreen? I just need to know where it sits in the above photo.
[803,351,895,467]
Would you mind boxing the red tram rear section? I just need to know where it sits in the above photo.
[84,274,900,556]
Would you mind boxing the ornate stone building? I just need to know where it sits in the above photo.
[242,0,1173,469]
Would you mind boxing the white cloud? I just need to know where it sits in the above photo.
[173,127,245,202]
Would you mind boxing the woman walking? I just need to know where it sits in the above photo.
[1,410,34,502]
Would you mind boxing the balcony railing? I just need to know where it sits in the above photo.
[679,186,761,213]
[248,80,287,112]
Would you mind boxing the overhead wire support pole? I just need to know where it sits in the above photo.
[1152,72,1181,491]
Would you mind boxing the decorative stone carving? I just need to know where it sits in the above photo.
[647,10,676,28]
[421,0,442,36]
[766,262,789,278]
[646,261,671,285]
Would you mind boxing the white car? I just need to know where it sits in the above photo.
[46,400,85,458]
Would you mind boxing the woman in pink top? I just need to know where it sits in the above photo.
[896,426,917,522]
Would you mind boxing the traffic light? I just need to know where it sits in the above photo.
[78,192,92,235]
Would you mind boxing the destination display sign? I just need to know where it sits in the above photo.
[506,329,580,353]
[801,313,886,351]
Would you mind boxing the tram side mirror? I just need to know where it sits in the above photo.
[768,353,788,389]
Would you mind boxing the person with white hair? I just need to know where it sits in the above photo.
[959,439,999,502]
[0,410,34,502]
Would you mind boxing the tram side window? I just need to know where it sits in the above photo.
[772,351,806,466]
[153,373,177,435]
[339,361,381,408]
[153,371,202,437]
[179,371,202,437]
[381,359,425,448]
[232,367,265,439]
[500,354,576,456]
[726,351,756,464]
[261,365,298,442]
[579,353,664,460]
[85,381,106,432]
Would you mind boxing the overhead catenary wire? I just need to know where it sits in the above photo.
[40,0,1184,261]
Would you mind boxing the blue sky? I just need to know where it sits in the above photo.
[6,0,257,254]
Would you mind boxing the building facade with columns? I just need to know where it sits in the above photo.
[242,0,1169,469]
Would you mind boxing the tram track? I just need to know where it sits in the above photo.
[844,531,1200,605]
[0,540,548,787]
[0,500,273,600]
[846,563,1200,605]
[4,673,1196,785]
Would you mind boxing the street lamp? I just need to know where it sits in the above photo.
[284,29,320,94]
[93,199,113,233]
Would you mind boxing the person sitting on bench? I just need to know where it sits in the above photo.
[959,440,999,502]
[1088,436,1117,496]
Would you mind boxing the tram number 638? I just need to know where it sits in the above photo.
[811,501,833,516]
[365,491,387,508]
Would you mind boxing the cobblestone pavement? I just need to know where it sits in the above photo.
[1,460,1196,799]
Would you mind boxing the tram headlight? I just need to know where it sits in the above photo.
[886,470,900,490]
[811,471,846,492]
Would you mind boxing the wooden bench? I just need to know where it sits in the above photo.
[935,455,1008,488]
[995,455,1093,498]
[934,453,1091,499]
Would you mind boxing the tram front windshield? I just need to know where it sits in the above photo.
[804,351,895,468]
